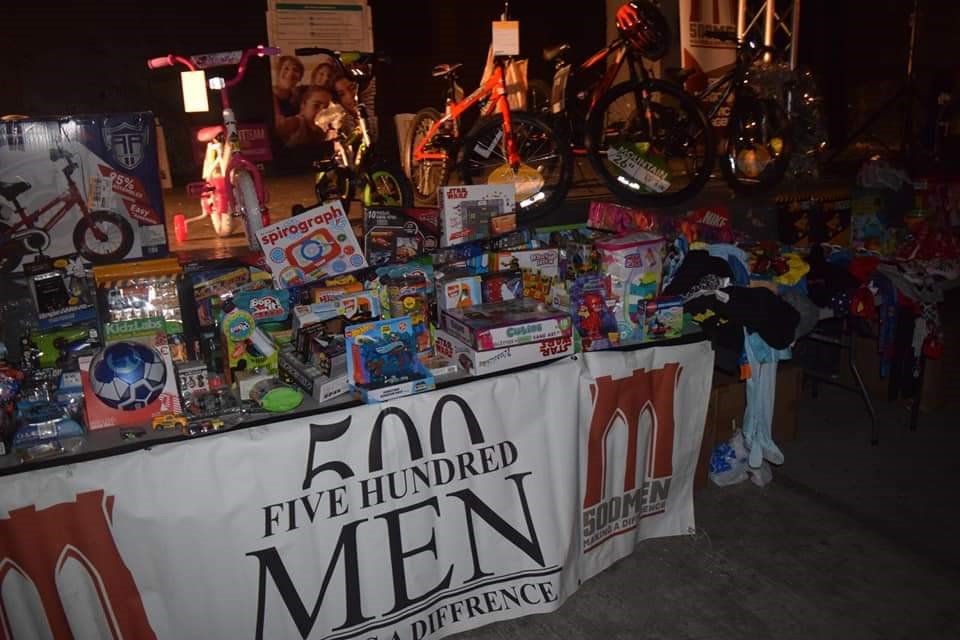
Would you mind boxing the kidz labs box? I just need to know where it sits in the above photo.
[434,328,575,377]
[255,200,367,287]
[442,299,573,351]
[363,206,440,265]
[0,113,168,272]
[79,317,181,430]
[438,184,516,246]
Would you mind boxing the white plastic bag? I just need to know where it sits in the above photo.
[709,429,750,486]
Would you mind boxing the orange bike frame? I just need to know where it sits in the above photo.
[413,62,521,168]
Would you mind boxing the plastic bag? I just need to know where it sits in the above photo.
[709,430,750,486]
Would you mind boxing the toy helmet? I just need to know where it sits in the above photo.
[616,1,670,61]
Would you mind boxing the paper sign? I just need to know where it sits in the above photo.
[180,70,209,113]
[492,20,520,56]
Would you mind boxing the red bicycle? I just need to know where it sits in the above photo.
[0,147,134,273]
[407,55,571,224]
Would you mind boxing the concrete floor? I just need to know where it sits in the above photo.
[451,385,960,640]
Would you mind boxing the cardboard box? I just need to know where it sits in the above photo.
[442,300,573,351]
[255,201,367,287]
[0,113,168,272]
[363,206,440,266]
[434,328,575,377]
[438,184,516,246]
[640,296,683,342]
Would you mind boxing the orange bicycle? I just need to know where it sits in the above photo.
[407,55,571,224]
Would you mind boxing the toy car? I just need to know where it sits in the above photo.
[184,417,225,436]
[152,413,188,431]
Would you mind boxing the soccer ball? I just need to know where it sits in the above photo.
[90,341,167,410]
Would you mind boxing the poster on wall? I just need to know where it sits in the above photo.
[679,0,738,127]
[265,0,376,168]
[0,345,713,639]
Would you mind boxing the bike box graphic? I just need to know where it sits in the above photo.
[0,113,168,272]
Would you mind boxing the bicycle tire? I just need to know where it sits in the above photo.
[407,107,448,203]
[363,159,414,208]
[0,223,24,273]
[459,111,572,227]
[72,210,134,264]
[720,96,792,194]
[586,79,715,207]
[234,171,264,252]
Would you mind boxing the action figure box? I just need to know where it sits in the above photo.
[570,274,621,351]
[363,206,440,265]
[0,113,168,272]
[640,296,684,342]
[255,200,367,287]
[344,316,436,403]
[434,328,575,377]
[438,184,516,246]
[79,317,180,430]
[442,299,573,351]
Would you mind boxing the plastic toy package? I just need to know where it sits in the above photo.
[381,274,433,358]
[481,270,523,303]
[256,201,367,287]
[596,232,665,342]
[27,257,97,331]
[570,275,621,351]
[344,317,435,403]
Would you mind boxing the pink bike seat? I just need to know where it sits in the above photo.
[196,125,225,143]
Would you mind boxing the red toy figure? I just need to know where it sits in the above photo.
[578,292,605,339]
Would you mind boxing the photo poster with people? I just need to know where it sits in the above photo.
[265,0,376,169]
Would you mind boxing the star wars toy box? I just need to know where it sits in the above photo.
[640,296,684,342]
[438,184,516,246]
[345,316,436,403]
[442,299,573,351]
[0,113,168,273]
[255,200,367,287]
[79,316,180,430]
[434,328,575,377]
[363,206,440,266]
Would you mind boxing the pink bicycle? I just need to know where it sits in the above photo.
[147,46,279,250]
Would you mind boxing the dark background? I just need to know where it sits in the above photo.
[1,0,956,182]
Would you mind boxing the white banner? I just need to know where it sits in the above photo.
[0,343,713,639]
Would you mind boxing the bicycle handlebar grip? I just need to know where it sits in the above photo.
[147,56,174,69]
[294,47,322,56]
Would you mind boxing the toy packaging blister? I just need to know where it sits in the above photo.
[363,207,440,266]
[279,345,352,405]
[79,317,181,430]
[434,328,575,377]
[256,201,367,287]
[292,290,381,364]
[438,184,516,246]
[219,299,279,381]
[0,113,168,272]
[344,317,436,403]
[640,296,684,342]
[27,257,97,331]
[569,275,621,351]
[231,288,292,346]
[596,232,665,342]
[381,274,433,358]
[442,299,573,351]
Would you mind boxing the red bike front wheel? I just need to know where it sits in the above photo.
[73,210,134,264]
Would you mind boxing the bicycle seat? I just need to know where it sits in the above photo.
[543,43,571,62]
[0,180,30,201]
[196,125,225,143]
[432,63,462,78]
[703,30,738,43]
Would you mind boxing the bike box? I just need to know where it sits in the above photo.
[0,113,168,272]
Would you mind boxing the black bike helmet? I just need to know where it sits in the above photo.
[616,1,670,61]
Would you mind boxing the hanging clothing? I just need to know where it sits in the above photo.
[742,330,790,469]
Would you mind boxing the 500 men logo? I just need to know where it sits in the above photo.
[0,490,156,638]
[247,394,560,640]
[582,364,681,551]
